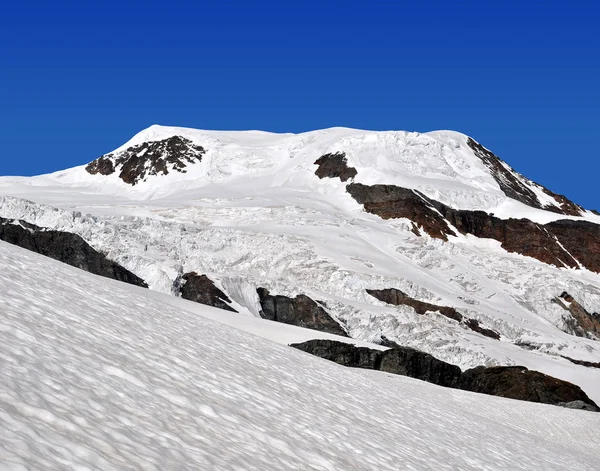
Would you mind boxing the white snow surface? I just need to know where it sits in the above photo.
[1,125,600,402]
[1,241,600,471]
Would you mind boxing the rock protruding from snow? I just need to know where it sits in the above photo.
[459,366,598,410]
[366,288,500,340]
[180,273,238,312]
[0,217,148,287]
[291,339,462,388]
[86,135,206,185]
[314,152,357,182]
[467,138,583,216]
[347,180,600,273]
[553,292,600,340]
[293,339,599,410]
[257,288,349,337]
[347,183,453,239]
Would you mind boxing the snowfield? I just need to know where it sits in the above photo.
[1,241,600,470]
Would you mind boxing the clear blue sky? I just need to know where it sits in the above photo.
[1,1,599,208]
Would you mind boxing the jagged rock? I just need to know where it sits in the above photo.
[86,136,206,185]
[366,288,500,340]
[314,152,358,182]
[292,339,599,410]
[257,288,348,337]
[180,273,237,312]
[467,138,583,216]
[0,218,147,287]
[348,181,600,273]
[552,292,600,339]
[458,366,598,410]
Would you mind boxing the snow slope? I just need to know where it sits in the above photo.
[1,241,600,471]
[1,125,600,401]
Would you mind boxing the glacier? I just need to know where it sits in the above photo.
[1,124,600,404]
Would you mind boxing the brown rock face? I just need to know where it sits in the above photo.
[366,288,500,340]
[433,206,583,270]
[314,152,358,182]
[180,273,237,312]
[257,288,348,337]
[347,183,455,240]
[85,156,115,175]
[85,136,206,185]
[544,220,600,272]
[458,366,597,409]
[552,291,600,339]
[347,181,600,273]
[467,138,583,216]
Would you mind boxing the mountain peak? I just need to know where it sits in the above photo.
[86,135,206,185]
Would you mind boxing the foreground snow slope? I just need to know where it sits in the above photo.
[1,241,599,471]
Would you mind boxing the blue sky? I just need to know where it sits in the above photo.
[1,1,599,208]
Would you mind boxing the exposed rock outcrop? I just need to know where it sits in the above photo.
[291,339,599,410]
[458,366,597,409]
[561,355,600,369]
[291,339,382,370]
[314,152,358,182]
[464,319,500,340]
[86,136,206,185]
[366,288,500,340]
[552,292,600,339]
[347,183,455,240]
[433,205,588,271]
[467,138,583,216]
[257,288,348,337]
[180,273,237,312]
[0,218,147,287]
[291,339,461,388]
[347,182,600,273]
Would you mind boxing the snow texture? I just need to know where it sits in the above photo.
[1,241,600,470]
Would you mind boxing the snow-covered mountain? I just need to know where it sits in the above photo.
[2,124,600,406]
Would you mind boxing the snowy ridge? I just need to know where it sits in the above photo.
[17,124,599,223]
[1,125,600,402]
[1,241,599,470]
